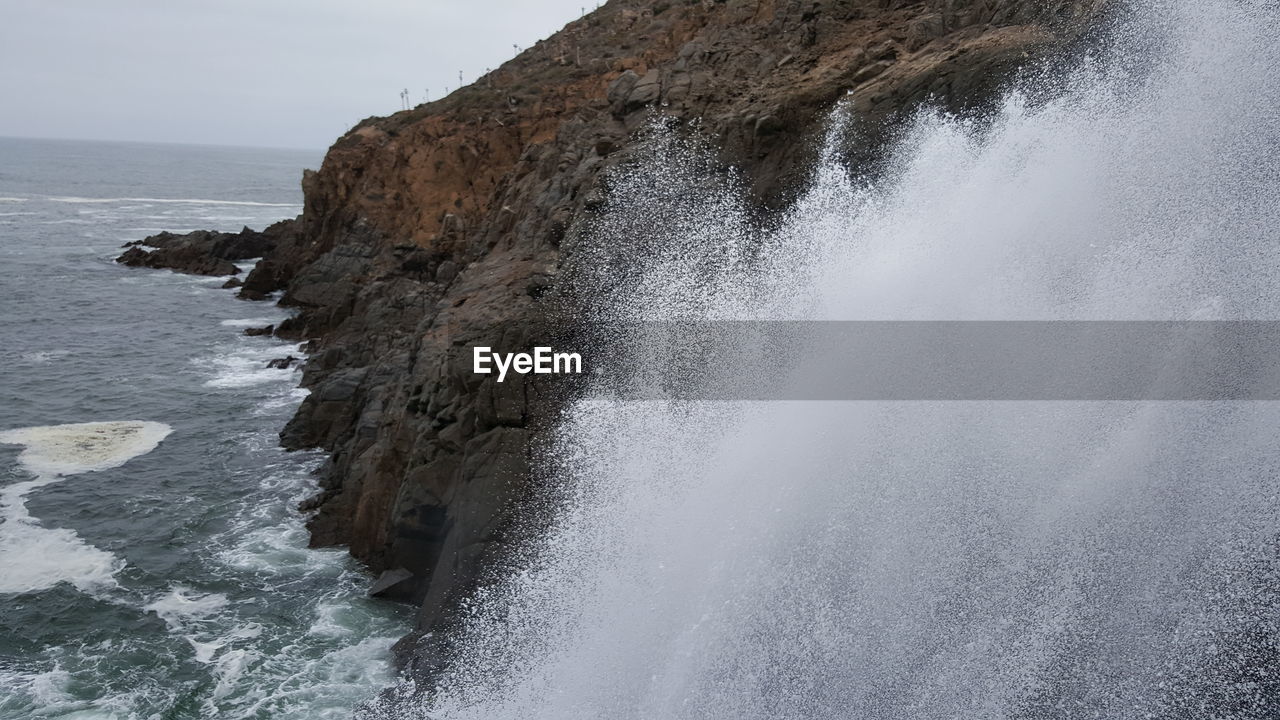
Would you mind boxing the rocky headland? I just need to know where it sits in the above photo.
[117,0,1106,685]
[116,220,298,279]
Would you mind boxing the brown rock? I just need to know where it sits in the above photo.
[114,0,1108,684]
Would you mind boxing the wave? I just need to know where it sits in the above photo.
[17,350,72,365]
[219,317,278,328]
[0,481,123,595]
[196,342,301,390]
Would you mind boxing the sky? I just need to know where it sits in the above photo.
[0,0,591,150]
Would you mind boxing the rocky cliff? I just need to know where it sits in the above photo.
[120,0,1106,682]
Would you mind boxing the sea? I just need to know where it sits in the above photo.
[0,137,410,719]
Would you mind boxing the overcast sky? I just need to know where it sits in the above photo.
[0,0,590,150]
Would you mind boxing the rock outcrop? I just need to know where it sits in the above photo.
[116,220,299,277]
[122,0,1109,685]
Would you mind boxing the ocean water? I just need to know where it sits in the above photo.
[0,138,410,719]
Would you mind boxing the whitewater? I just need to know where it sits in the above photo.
[0,139,409,719]
[414,1,1280,718]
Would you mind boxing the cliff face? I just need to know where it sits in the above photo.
[238,0,1103,673]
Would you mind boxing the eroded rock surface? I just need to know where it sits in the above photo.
[115,220,299,277]
[123,0,1108,680]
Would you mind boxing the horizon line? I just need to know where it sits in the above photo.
[0,133,326,155]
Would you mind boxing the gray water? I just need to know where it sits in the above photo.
[0,138,410,719]
[419,2,1280,718]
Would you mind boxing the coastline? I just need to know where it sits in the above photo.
[0,140,412,716]
[113,0,1107,685]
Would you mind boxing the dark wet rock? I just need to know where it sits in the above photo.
[434,260,459,284]
[116,246,152,266]
[113,0,1107,689]
[115,243,238,276]
[266,355,298,369]
[115,220,299,277]
[369,568,416,599]
[222,277,244,289]
[594,138,618,157]
[264,0,1108,686]
[238,258,285,301]
[276,3,1105,673]
[244,325,275,337]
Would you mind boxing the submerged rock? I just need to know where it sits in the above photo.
[238,258,284,301]
[266,355,297,369]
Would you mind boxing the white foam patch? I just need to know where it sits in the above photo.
[217,521,343,576]
[19,350,71,364]
[205,359,288,389]
[26,667,73,704]
[188,637,227,664]
[0,655,156,719]
[0,483,122,594]
[253,388,312,416]
[0,665,77,718]
[0,421,172,477]
[144,585,229,631]
[0,197,27,203]
[184,623,265,666]
[210,648,260,702]
[199,635,401,719]
[0,421,172,594]
[307,602,357,638]
[199,345,301,389]
[219,318,278,328]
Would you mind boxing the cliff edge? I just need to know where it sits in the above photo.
[175,0,1105,678]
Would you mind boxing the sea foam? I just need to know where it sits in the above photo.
[0,421,172,594]
[219,317,278,328]
[0,420,172,477]
[144,585,230,631]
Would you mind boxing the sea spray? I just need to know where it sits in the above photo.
[420,1,1280,718]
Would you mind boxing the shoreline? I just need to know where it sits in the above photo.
[110,0,1106,690]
